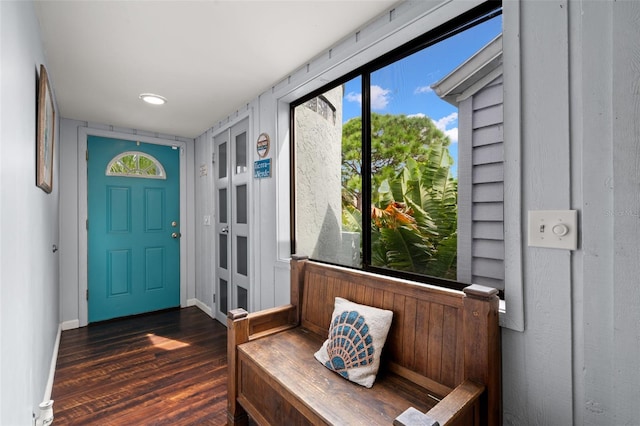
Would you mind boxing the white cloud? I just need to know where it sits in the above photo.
[414,85,434,95]
[432,112,458,131]
[432,112,459,144]
[370,85,392,110]
[444,128,458,144]
[407,113,426,119]
[345,85,392,110]
[345,91,362,105]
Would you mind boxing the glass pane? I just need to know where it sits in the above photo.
[294,76,362,268]
[235,132,247,174]
[236,185,247,224]
[219,279,228,315]
[139,156,154,171]
[106,151,165,179]
[219,188,227,224]
[237,236,248,276]
[366,15,501,281]
[219,234,227,269]
[218,142,227,179]
[237,287,248,311]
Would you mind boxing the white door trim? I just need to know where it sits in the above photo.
[78,128,189,327]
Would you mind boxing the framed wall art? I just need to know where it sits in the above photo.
[36,64,55,193]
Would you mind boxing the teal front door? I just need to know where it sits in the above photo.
[88,136,180,323]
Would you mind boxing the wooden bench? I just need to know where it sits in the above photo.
[227,256,501,425]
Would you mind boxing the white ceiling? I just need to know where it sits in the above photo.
[34,0,399,139]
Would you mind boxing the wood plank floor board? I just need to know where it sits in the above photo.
[52,307,228,425]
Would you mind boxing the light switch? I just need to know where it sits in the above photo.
[528,210,578,250]
[203,215,211,226]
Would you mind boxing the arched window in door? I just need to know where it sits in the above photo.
[105,151,166,179]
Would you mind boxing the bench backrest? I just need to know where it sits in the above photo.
[290,256,500,410]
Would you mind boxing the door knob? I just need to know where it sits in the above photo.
[221,226,229,234]
[171,232,182,239]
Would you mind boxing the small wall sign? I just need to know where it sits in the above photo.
[256,133,270,158]
[254,158,271,179]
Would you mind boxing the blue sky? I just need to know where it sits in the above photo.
[342,14,503,176]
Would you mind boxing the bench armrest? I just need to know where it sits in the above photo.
[427,380,485,426]
[248,304,299,339]
[229,304,298,341]
[227,304,298,425]
[395,380,485,426]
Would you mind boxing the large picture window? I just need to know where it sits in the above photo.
[292,4,503,292]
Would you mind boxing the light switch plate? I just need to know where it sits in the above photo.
[528,210,578,250]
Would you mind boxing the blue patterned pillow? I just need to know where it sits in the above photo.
[314,297,393,388]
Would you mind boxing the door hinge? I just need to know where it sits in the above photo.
[86,289,89,300]
[86,150,89,161]
[213,294,216,304]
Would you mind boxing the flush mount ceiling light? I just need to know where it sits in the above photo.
[139,93,167,105]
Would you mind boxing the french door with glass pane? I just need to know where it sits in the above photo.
[214,118,250,324]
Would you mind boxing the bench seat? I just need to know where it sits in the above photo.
[237,328,439,425]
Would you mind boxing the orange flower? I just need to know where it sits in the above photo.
[371,202,416,229]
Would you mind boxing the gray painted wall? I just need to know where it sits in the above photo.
[503,1,640,423]
[577,1,640,423]
[0,2,60,423]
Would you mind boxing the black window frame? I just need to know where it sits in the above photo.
[290,1,503,295]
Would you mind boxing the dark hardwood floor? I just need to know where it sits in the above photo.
[52,307,228,425]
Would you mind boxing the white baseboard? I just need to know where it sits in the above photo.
[188,298,214,319]
[43,325,62,402]
[61,319,80,331]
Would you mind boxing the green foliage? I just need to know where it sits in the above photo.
[342,113,458,280]
[372,150,458,279]
[108,154,159,177]
[342,204,362,233]
[342,113,450,209]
